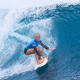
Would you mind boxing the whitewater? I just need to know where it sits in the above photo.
[0,0,80,80]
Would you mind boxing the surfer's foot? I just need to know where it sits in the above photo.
[37,56,45,65]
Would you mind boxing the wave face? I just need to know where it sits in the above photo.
[0,3,80,80]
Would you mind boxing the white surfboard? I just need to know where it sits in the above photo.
[34,57,48,70]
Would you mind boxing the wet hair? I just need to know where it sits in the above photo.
[34,33,40,37]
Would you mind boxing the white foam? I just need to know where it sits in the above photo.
[0,57,35,79]
[0,5,57,79]
[10,32,32,43]
[0,0,80,8]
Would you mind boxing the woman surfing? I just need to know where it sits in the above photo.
[24,33,56,65]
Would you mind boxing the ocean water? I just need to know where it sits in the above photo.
[0,2,80,80]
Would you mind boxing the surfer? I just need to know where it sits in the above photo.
[24,33,56,64]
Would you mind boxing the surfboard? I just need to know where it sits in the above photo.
[34,57,48,70]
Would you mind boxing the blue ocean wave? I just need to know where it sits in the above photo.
[0,3,80,80]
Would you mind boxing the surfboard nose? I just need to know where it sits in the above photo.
[34,57,48,70]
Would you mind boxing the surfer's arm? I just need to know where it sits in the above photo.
[40,43,49,50]
[33,46,41,57]
[40,41,56,50]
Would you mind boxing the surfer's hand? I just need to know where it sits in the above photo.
[49,48,56,50]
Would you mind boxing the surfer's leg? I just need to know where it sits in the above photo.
[25,48,43,56]
[34,48,43,59]
[25,48,42,60]
[34,48,43,60]
[25,48,44,64]
[35,48,44,64]
[37,48,43,55]
[25,48,35,55]
[25,48,39,63]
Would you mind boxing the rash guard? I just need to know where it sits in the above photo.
[26,39,49,56]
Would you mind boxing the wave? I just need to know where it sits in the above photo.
[0,3,80,80]
[0,5,56,79]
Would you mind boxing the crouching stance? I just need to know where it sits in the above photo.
[24,33,55,64]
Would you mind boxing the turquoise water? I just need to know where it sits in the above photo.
[0,3,80,80]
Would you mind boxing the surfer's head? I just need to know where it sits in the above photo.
[34,33,40,41]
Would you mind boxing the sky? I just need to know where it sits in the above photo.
[0,0,80,8]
